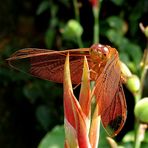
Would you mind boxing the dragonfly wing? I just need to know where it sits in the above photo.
[101,81,127,136]
[93,55,127,136]
[7,48,92,84]
[94,56,121,113]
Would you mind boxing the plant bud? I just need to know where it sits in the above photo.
[126,75,140,93]
[120,61,132,80]
[63,19,83,38]
[144,26,148,38]
[134,98,148,123]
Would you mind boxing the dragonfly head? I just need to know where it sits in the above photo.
[89,44,110,62]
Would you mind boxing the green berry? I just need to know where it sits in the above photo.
[134,98,148,123]
[63,19,83,38]
[126,75,140,93]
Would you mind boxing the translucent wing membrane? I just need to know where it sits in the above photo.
[101,81,127,136]
[93,54,126,136]
[94,55,120,113]
[7,48,93,84]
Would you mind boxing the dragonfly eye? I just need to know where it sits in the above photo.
[90,44,109,59]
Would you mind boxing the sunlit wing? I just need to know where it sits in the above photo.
[101,81,127,136]
[93,55,121,113]
[7,48,94,84]
[93,55,126,136]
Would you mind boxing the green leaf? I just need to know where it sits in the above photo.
[38,126,65,148]
[23,82,43,103]
[106,29,123,46]
[98,123,110,147]
[107,16,125,34]
[45,29,56,49]
[122,131,134,147]
[124,43,142,66]
[36,105,51,131]
[37,1,50,15]
[120,52,130,65]
[122,130,148,147]
[144,131,148,143]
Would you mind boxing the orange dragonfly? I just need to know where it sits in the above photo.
[7,43,127,136]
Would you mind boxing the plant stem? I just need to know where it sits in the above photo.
[93,8,99,43]
[77,36,83,48]
[73,0,80,22]
[135,42,148,102]
[92,0,102,43]
[134,38,148,148]
[134,123,147,148]
[134,122,141,148]
[72,0,83,47]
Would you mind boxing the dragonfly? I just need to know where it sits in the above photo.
[7,43,127,136]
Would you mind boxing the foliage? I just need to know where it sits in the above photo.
[0,0,147,147]
[38,125,65,148]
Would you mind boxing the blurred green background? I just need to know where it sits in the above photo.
[0,0,147,147]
